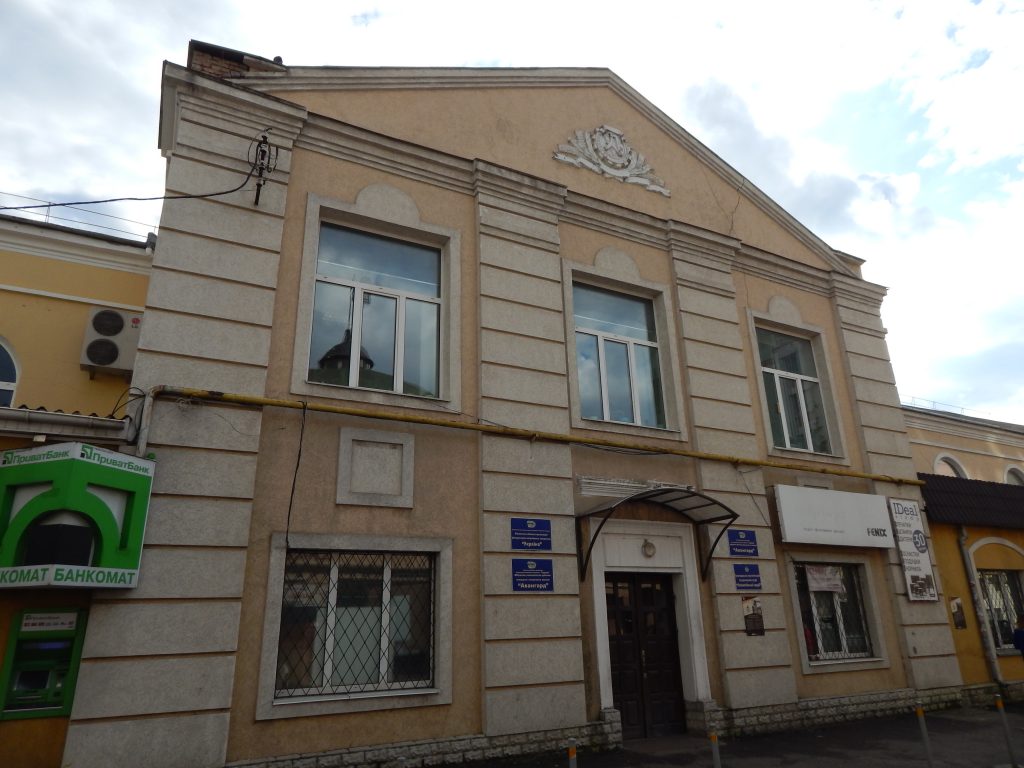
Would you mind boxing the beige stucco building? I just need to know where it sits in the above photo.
[3,41,975,768]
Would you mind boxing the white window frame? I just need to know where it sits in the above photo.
[748,310,844,462]
[563,261,686,440]
[757,328,831,454]
[786,551,888,675]
[257,532,453,720]
[934,454,968,478]
[292,189,461,412]
[0,338,17,408]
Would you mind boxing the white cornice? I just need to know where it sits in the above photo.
[0,284,144,312]
[0,217,151,274]
[903,406,1024,447]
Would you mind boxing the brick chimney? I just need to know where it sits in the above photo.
[187,40,286,78]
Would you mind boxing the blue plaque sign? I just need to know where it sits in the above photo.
[512,558,554,592]
[733,563,762,591]
[511,518,552,551]
[728,529,758,557]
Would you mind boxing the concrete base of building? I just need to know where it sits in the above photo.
[226,709,623,768]
[960,680,1024,707]
[696,686,964,737]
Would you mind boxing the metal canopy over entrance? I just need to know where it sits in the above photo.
[575,485,739,581]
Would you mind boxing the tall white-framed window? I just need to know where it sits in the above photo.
[757,328,832,454]
[0,341,16,408]
[309,225,441,398]
[794,562,874,662]
[292,188,462,412]
[572,282,665,429]
[978,569,1024,648]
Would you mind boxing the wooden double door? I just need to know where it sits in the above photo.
[605,572,686,739]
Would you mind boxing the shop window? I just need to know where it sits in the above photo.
[275,550,435,699]
[0,341,16,408]
[757,328,832,453]
[1,609,87,720]
[572,283,665,429]
[795,563,873,661]
[978,570,1024,648]
[308,225,441,398]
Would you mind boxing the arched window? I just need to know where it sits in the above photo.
[0,341,16,408]
[935,456,967,478]
[1008,468,1024,486]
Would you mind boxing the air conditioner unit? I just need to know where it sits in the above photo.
[80,307,143,375]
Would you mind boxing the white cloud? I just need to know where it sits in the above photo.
[1,0,1022,422]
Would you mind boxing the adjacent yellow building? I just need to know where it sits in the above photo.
[905,406,1024,696]
[0,213,151,768]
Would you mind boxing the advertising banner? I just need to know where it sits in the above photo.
[776,485,894,548]
[889,498,938,601]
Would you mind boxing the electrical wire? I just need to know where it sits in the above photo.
[285,401,308,550]
[0,190,159,229]
[0,131,273,214]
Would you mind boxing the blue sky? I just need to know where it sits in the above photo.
[1,0,1022,423]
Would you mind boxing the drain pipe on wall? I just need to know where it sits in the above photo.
[960,525,1003,686]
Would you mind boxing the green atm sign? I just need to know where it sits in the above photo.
[0,442,154,589]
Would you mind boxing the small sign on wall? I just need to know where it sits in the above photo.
[512,558,554,592]
[734,563,761,590]
[728,529,758,557]
[510,518,552,551]
[742,596,765,636]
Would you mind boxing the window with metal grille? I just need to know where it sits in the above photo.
[795,562,873,661]
[978,570,1024,648]
[275,551,435,698]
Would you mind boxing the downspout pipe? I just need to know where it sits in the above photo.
[960,525,1003,686]
[133,385,925,487]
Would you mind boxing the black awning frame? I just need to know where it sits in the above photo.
[574,486,739,582]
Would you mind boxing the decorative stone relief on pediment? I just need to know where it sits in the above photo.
[553,125,670,197]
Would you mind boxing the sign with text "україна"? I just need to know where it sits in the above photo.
[0,442,154,590]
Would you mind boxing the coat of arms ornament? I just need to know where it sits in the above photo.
[553,125,670,196]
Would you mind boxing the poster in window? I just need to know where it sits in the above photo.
[889,499,938,601]
[806,564,846,594]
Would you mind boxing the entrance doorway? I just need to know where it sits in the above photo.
[605,572,686,739]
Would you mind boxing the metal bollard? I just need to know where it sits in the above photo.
[567,737,577,768]
[709,731,722,768]
[995,693,1020,768]
[915,700,935,768]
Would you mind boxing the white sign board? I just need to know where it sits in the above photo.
[889,498,938,601]
[776,485,894,548]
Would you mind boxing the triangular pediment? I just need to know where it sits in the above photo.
[198,53,855,275]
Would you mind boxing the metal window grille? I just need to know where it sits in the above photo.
[795,563,873,661]
[275,550,435,698]
[978,570,1024,648]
